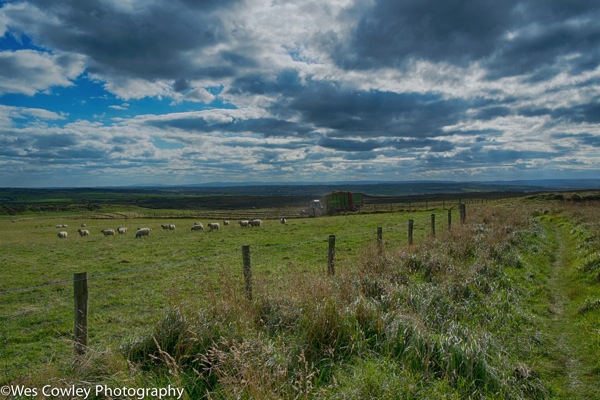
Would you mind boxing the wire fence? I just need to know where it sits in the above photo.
[0,204,474,383]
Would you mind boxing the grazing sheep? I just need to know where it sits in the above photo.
[169,224,176,230]
[239,220,250,227]
[249,219,263,227]
[101,229,115,236]
[57,231,68,239]
[280,217,287,224]
[80,223,86,227]
[191,224,204,231]
[223,220,230,226]
[161,224,169,230]
[56,224,68,228]
[77,229,90,237]
[208,222,220,231]
[135,227,151,238]
[117,227,127,234]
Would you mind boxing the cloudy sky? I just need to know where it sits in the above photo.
[0,0,599,187]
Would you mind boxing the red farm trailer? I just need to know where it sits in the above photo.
[325,191,364,214]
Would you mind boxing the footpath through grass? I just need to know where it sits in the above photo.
[514,206,600,399]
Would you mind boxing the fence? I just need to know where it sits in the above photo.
[0,204,468,382]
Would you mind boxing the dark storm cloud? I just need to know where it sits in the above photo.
[6,0,242,80]
[231,72,471,138]
[148,116,313,137]
[332,0,600,80]
[289,86,468,138]
[333,0,518,69]
[317,137,455,152]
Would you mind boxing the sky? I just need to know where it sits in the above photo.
[0,0,599,187]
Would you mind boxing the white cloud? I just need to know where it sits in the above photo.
[0,50,85,95]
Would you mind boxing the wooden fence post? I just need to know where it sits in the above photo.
[459,203,466,224]
[242,245,252,301]
[408,220,414,246]
[74,272,88,357]
[377,227,383,253]
[431,214,435,237]
[448,209,452,230]
[328,235,336,276]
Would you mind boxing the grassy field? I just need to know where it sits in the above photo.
[1,195,599,399]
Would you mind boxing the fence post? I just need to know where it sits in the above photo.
[448,209,452,230]
[377,227,383,253]
[459,203,466,224]
[408,219,414,246]
[328,235,336,276]
[74,272,88,357]
[431,214,435,237]
[242,245,252,301]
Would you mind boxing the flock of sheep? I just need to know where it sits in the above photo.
[55,218,286,239]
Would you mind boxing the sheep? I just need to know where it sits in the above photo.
[280,217,287,224]
[191,224,204,231]
[161,224,169,230]
[169,224,176,230]
[208,222,220,231]
[117,227,127,234]
[239,220,250,227]
[57,231,68,239]
[56,224,68,228]
[77,229,90,237]
[80,223,86,228]
[249,219,262,227]
[223,220,230,226]
[101,229,115,236]
[135,227,151,238]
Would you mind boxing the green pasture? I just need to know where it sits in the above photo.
[1,198,598,399]
[0,210,436,383]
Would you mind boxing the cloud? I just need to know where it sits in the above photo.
[332,0,518,69]
[0,0,599,186]
[1,0,243,99]
[0,49,84,95]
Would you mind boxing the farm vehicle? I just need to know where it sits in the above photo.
[300,191,364,216]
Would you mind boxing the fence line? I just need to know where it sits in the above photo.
[0,212,442,296]
[2,205,470,370]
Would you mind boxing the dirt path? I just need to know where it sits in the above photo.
[540,219,598,399]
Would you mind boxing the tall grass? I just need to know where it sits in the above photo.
[123,204,552,399]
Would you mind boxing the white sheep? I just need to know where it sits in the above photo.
[57,231,68,239]
[117,227,127,234]
[208,222,220,231]
[280,217,287,224]
[77,229,90,237]
[191,223,204,231]
[56,224,68,228]
[101,229,115,236]
[161,224,169,230]
[239,220,250,227]
[169,224,176,230]
[223,220,230,226]
[80,223,86,228]
[250,219,262,227]
[135,227,151,238]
